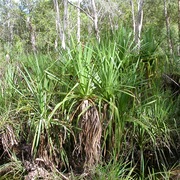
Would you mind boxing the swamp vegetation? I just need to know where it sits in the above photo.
[0,0,180,179]
[0,28,180,179]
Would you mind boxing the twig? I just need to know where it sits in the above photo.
[163,74,180,87]
[68,1,94,22]
[51,164,69,180]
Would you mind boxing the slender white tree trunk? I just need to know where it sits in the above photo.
[130,0,136,37]
[53,0,65,49]
[130,0,143,51]
[178,0,180,55]
[164,0,173,56]
[91,0,100,42]
[135,0,144,50]
[27,16,36,52]
[63,0,68,45]
[77,0,81,43]
[6,0,14,47]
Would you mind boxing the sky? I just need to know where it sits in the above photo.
[13,0,20,3]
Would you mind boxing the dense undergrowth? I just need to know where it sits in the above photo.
[0,28,180,179]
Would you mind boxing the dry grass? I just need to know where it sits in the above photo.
[74,99,102,171]
[1,124,18,158]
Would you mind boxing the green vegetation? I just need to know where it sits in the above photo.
[0,0,180,179]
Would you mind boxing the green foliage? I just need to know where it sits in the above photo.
[0,2,180,177]
[91,160,136,180]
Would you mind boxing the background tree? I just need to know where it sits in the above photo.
[164,0,173,58]
[130,0,144,50]
[77,0,81,43]
[0,0,17,50]
[53,0,65,49]
[178,0,180,55]
[63,0,68,46]
[91,0,99,42]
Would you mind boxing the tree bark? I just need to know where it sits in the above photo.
[135,0,144,51]
[6,0,14,47]
[130,0,144,51]
[27,16,36,52]
[130,0,136,37]
[63,0,68,45]
[91,0,100,42]
[178,0,180,55]
[53,0,65,49]
[164,0,173,57]
[77,0,81,43]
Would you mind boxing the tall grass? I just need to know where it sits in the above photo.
[0,27,179,179]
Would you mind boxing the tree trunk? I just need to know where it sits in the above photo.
[164,0,173,57]
[130,0,136,37]
[63,0,68,46]
[135,0,144,51]
[53,0,65,49]
[77,0,81,43]
[27,16,36,52]
[91,0,100,42]
[178,0,180,56]
[6,0,14,47]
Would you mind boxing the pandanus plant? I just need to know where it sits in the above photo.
[67,43,102,171]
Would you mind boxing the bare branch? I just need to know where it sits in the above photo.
[68,1,94,22]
